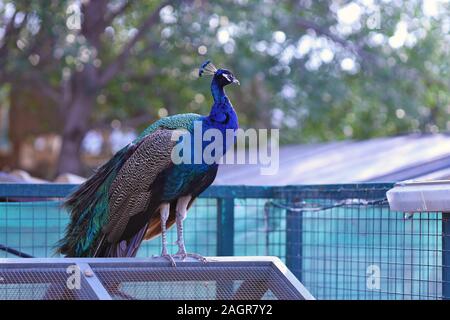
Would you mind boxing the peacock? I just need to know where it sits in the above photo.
[56,61,239,265]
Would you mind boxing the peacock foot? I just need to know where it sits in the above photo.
[153,253,177,267]
[152,251,207,266]
[172,251,208,263]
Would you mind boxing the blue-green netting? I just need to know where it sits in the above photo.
[0,199,218,258]
[0,184,447,300]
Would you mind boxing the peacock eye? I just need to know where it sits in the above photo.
[222,73,232,82]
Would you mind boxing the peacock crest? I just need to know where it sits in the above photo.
[198,60,218,77]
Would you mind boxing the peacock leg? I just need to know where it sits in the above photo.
[173,195,207,263]
[156,203,176,266]
[174,195,190,255]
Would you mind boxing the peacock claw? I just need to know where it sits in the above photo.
[163,254,177,267]
[173,252,208,263]
[153,253,177,267]
[152,252,207,267]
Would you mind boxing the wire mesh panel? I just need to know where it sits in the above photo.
[0,199,69,257]
[0,197,217,258]
[0,183,449,300]
[91,261,304,300]
[269,184,444,300]
[234,198,276,256]
[0,263,98,300]
[0,258,312,300]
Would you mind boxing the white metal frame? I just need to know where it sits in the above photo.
[387,180,450,212]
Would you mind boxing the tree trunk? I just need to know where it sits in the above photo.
[57,63,100,176]
[57,93,95,175]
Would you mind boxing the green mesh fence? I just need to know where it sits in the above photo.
[0,183,448,300]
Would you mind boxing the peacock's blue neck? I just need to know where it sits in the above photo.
[206,79,238,131]
[211,79,225,103]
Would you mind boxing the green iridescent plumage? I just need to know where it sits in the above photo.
[137,113,201,139]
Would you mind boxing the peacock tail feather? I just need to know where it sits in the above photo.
[56,145,134,256]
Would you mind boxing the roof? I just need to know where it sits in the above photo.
[214,133,450,185]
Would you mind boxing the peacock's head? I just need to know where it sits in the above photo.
[199,60,240,87]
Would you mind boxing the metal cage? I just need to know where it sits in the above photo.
[0,256,313,300]
[1,183,450,299]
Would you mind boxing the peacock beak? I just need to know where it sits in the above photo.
[233,78,240,86]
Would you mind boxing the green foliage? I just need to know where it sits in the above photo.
[1,0,449,143]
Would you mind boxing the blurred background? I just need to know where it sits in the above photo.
[0,0,449,183]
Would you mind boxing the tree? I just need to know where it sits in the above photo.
[1,0,449,176]
[0,0,180,174]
